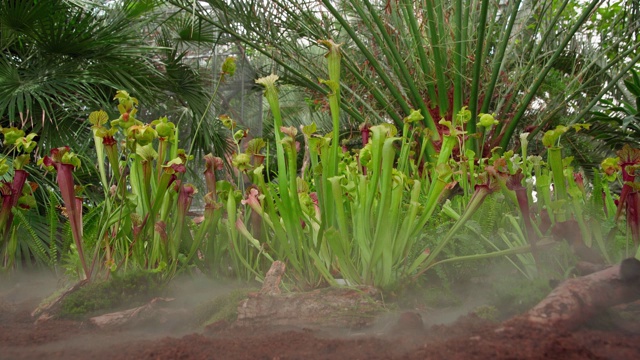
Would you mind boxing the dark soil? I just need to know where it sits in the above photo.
[2,274,640,360]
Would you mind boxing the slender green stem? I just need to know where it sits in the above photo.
[402,1,437,104]
[360,0,435,134]
[424,0,449,116]
[481,0,522,114]
[494,0,569,136]
[410,184,492,275]
[467,0,490,154]
[453,0,464,115]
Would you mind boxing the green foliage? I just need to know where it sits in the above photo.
[0,1,232,232]
[46,191,60,263]
[435,229,491,280]
[472,195,501,237]
[239,64,472,290]
[224,57,556,291]
[490,276,552,319]
[588,69,640,150]
[419,285,460,308]
[2,0,639,299]
[12,209,51,266]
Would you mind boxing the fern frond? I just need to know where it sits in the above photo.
[47,191,60,263]
[13,208,51,266]
[82,202,106,251]
[479,195,499,237]
[61,221,73,254]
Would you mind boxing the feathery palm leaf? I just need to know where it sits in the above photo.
[586,69,640,150]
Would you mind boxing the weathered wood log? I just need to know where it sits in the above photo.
[513,259,640,331]
[89,297,177,329]
[236,261,384,329]
[237,286,383,329]
[574,261,608,276]
[260,260,285,295]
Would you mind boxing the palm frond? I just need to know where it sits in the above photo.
[47,191,60,264]
[167,0,636,160]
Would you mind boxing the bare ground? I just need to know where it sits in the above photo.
[2,272,640,360]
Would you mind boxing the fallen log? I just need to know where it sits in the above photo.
[236,261,384,329]
[89,297,178,329]
[508,258,640,331]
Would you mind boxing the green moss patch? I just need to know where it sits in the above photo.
[191,288,255,327]
[58,272,165,319]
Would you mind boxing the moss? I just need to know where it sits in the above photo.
[421,286,461,308]
[192,288,255,327]
[473,305,499,322]
[37,287,67,310]
[58,271,165,319]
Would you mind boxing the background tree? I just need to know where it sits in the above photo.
[0,0,234,268]
[0,0,229,160]
[167,0,640,162]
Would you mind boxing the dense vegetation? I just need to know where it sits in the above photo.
[0,0,639,298]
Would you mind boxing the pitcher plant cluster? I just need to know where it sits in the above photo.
[1,42,639,292]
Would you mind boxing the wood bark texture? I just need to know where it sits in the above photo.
[512,263,640,331]
[236,261,384,329]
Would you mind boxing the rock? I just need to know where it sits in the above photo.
[389,311,424,334]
